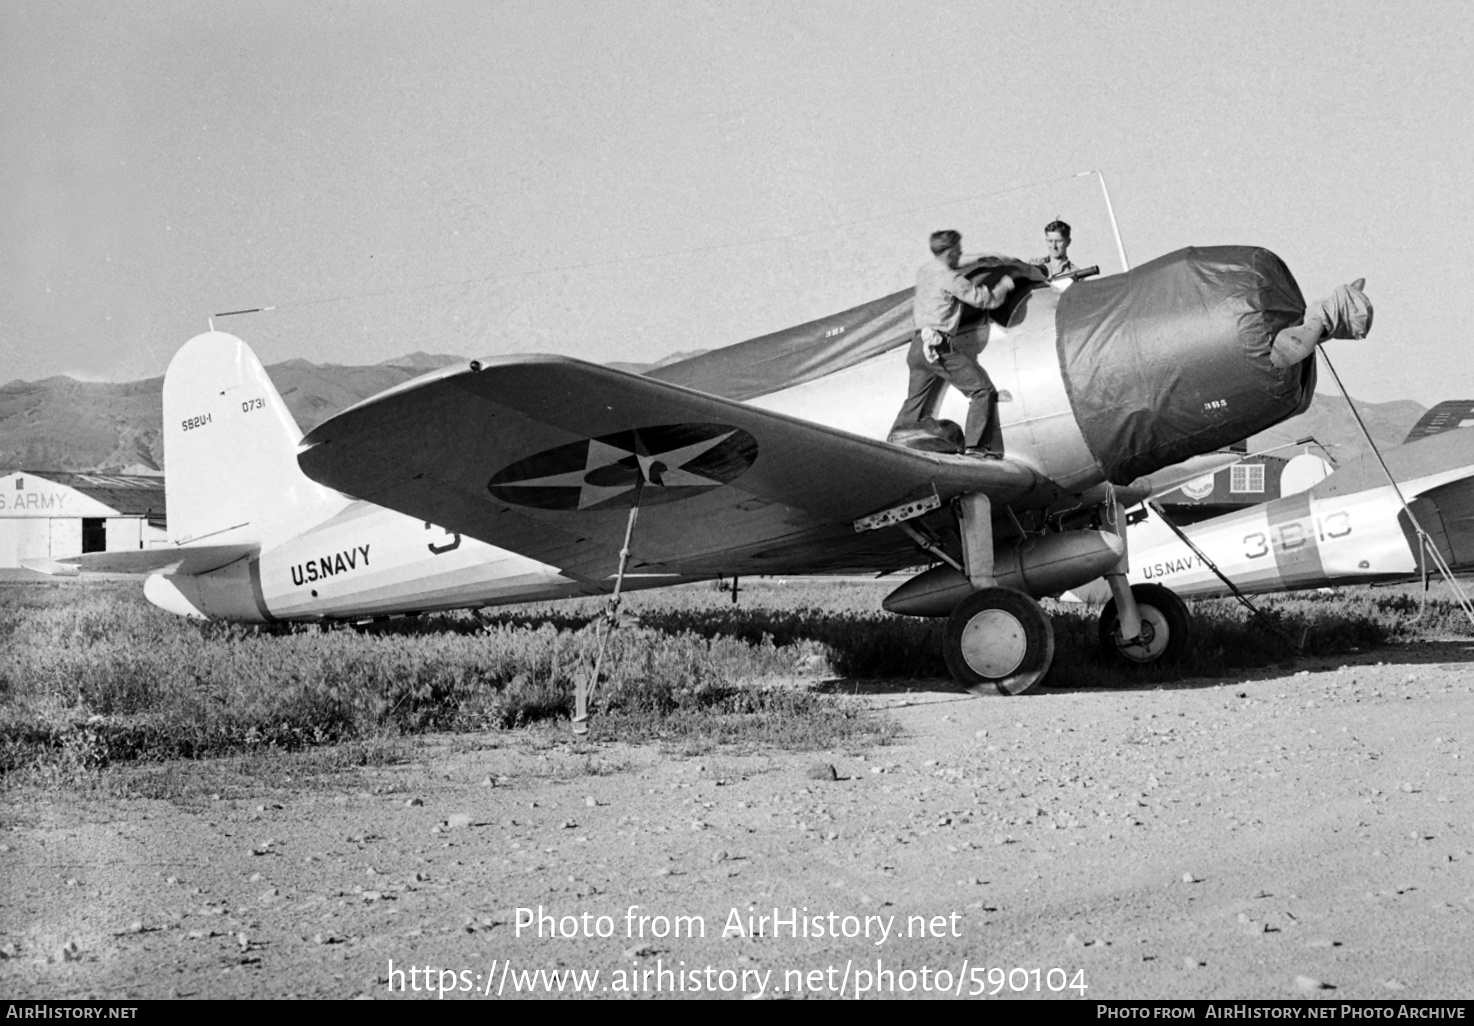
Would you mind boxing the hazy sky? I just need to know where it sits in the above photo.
[2,0,1468,404]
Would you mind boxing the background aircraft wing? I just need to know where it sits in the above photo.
[299,355,1047,581]
[1137,450,1246,499]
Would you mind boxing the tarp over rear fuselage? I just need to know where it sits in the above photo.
[649,258,1045,402]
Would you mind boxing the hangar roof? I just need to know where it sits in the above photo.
[4,471,166,526]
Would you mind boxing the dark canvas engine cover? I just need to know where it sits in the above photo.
[1057,246,1313,484]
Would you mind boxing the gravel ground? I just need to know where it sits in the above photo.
[2,643,1471,1001]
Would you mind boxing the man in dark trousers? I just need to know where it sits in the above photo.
[888,229,1013,456]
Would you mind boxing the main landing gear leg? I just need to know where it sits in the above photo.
[1100,497,1142,642]
[1097,498,1192,665]
[941,493,1055,696]
[1099,583,1191,665]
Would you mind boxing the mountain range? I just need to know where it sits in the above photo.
[0,353,1434,475]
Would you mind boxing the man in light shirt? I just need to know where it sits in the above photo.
[889,229,1014,456]
[1033,219,1075,280]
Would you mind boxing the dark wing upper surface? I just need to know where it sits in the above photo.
[298,356,1046,581]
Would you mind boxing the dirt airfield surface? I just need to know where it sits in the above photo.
[3,643,1472,1002]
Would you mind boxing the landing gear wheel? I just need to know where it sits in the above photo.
[943,586,1055,696]
[1098,583,1192,665]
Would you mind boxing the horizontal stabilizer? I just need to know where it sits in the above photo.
[27,544,259,577]
[20,558,80,577]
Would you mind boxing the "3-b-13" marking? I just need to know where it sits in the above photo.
[1243,511,1351,560]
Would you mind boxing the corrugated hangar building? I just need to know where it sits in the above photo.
[0,471,167,569]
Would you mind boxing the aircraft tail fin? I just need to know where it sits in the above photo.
[163,331,341,545]
[1403,401,1474,445]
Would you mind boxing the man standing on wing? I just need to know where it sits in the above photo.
[889,229,1014,457]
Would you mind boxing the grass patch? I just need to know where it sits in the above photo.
[0,576,1465,781]
[0,581,901,778]
[1046,585,1470,688]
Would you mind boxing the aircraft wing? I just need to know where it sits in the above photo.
[1137,450,1246,500]
[298,355,1048,581]
[23,544,259,577]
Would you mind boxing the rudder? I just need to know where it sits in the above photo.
[163,332,340,544]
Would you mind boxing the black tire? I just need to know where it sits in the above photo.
[1098,583,1192,665]
[943,586,1055,696]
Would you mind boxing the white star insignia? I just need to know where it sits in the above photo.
[498,430,740,509]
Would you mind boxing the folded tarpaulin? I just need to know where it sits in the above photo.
[1269,279,1373,368]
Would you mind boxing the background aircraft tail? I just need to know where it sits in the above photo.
[163,331,342,545]
[1403,400,1474,444]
